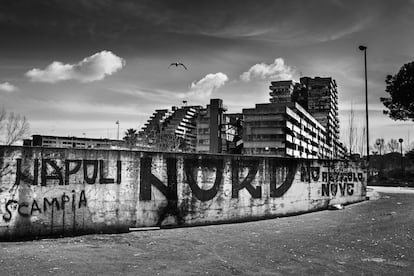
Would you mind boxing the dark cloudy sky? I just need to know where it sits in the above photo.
[1,0,414,150]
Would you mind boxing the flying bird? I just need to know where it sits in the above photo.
[169,62,187,70]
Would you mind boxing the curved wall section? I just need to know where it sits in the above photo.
[0,146,366,240]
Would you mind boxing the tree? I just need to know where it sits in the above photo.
[138,123,193,152]
[123,128,138,148]
[373,138,385,155]
[158,133,188,152]
[387,138,399,153]
[409,141,414,152]
[0,108,30,145]
[406,149,414,165]
[381,61,414,121]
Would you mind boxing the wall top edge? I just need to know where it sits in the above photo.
[0,145,349,162]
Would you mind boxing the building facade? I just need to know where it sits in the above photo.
[243,102,331,158]
[195,99,230,153]
[297,77,340,151]
[270,77,345,158]
[139,105,201,152]
[140,99,240,154]
[25,135,124,149]
[137,76,346,159]
[269,80,294,104]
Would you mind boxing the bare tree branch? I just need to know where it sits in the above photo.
[139,128,190,152]
[373,138,385,155]
[0,108,6,133]
[387,139,399,153]
[0,109,30,145]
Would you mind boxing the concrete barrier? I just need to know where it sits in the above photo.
[0,146,366,240]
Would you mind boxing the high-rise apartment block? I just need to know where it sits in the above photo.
[243,102,330,158]
[195,99,227,153]
[269,80,294,104]
[139,105,201,151]
[297,77,340,147]
[139,109,169,139]
[139,99,239,153]
[263,76,345,158]
[139,76,345,159]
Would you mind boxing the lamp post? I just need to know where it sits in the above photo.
[116,120,120,140]
[376,139,383,176]
[359,45,369,164]
[376,140,380,155]
[399,138,404,178]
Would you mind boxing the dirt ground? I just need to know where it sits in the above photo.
[1,187,413,275]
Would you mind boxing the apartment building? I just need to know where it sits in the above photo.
[137,76,346,158]
[224,113,243,154]
[243,102,331,158]
[138,109,169,141]
[139,105,202,152]
[298,77,340,149]
[270,77,345,158]
[269,80,294,104]
[195,99,228,153]
[25,135,123,149]
[139,99,241,154]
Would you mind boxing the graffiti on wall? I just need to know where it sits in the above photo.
[1,156,300,223]
[14,158,122,186]
[7,156,365,202]
[0,147,368,239]
[300,164,364,197]
[140,157,298,202]
[1,158,117,222]
[138,156,298,226]
[2,189,87,222]
[1,154,365,225]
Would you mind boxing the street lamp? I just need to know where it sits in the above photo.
[116,120,120,140]
[398,138,404,178]
[375,140,380,155]
[359,45,369,164]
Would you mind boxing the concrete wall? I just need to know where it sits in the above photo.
[0,146,366,240]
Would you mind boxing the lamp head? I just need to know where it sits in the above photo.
[358,45,367,51]
[399,138,403,143]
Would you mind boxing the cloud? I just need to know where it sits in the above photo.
[240,58,295,82]
[0,82,18,92]
[25,51,125,83]
[179,72,228,99]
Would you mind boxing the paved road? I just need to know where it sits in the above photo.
[1,187,413,275]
